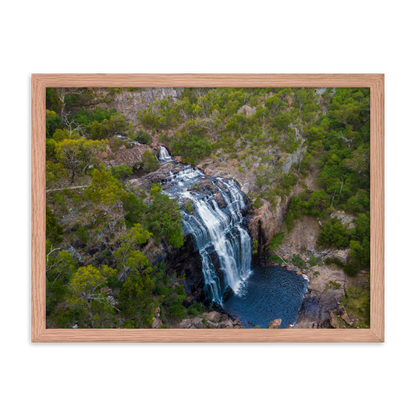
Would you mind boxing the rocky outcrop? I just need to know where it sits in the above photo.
[99,88,182,122]
[338,305,353,326]
[237,104,256,117]
[127,162,175,191]
[207,311,221,323]
[65,245,83,264]
[292,265,347,328]
[151,306,163,328]
[328,310,339,328]
[333,249,351,265]
[99,143,154,169]
[281,147,307,173]
[174,312,240,329]
[330,211,356,230]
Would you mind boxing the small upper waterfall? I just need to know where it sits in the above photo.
[162,165,252,303]
[159,146,172,161]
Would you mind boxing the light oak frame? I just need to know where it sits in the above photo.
[32,74,384,342]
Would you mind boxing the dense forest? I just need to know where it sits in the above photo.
[45,86,370,329]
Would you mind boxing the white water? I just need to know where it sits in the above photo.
[163,165,252,303]
[159,146,172,161]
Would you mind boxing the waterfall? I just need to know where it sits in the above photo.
[163,165,252,303]
[159,146,172,161]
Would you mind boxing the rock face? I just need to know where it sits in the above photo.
[268,319,282,329]
[281,147,307,173]
[99,88,182,122]
[99,143,155,169]
[248,196,290,260]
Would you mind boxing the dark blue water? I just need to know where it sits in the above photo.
[222,266,309,328]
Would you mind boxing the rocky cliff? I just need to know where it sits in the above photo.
[99,88,182,122]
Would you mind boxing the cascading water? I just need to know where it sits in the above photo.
[155,146,308,327]
[159,148,251,303]
[158,146,172,162]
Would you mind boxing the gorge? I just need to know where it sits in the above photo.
[45,86,371,330]
[158,146,308,328]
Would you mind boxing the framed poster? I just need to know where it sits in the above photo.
[31,72,386,343]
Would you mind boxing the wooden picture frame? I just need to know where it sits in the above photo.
[32,74,384,342]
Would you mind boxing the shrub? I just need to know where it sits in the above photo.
[111,164,133,181]
[185,201,193,212]
[76,226,89,243]
[332,257,344,268]
[142,150,160,172]
[46,206,63,244]
[317,218,349,248]
[135,130,152,145]
[269,232,284,251]
[187,302,205,316]
[171,132,212,164]
[343,261,358,276]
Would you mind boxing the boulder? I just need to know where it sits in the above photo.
[333,249,351,265]
[328,310,339,328]
[177,319,193,329]
[218,319,233,329]
[222,286,234,302]
[128,178,141,188]
[338,305,353,326]
[65,245,83,264]
[237,105,256,117]
[268,319,282,329]
[207,311,221,323]
[192,317,205,329]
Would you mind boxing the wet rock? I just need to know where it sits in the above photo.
[222,286,234,302]
[214,192,226,208]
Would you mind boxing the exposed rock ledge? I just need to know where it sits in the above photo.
[290,265,369,329]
